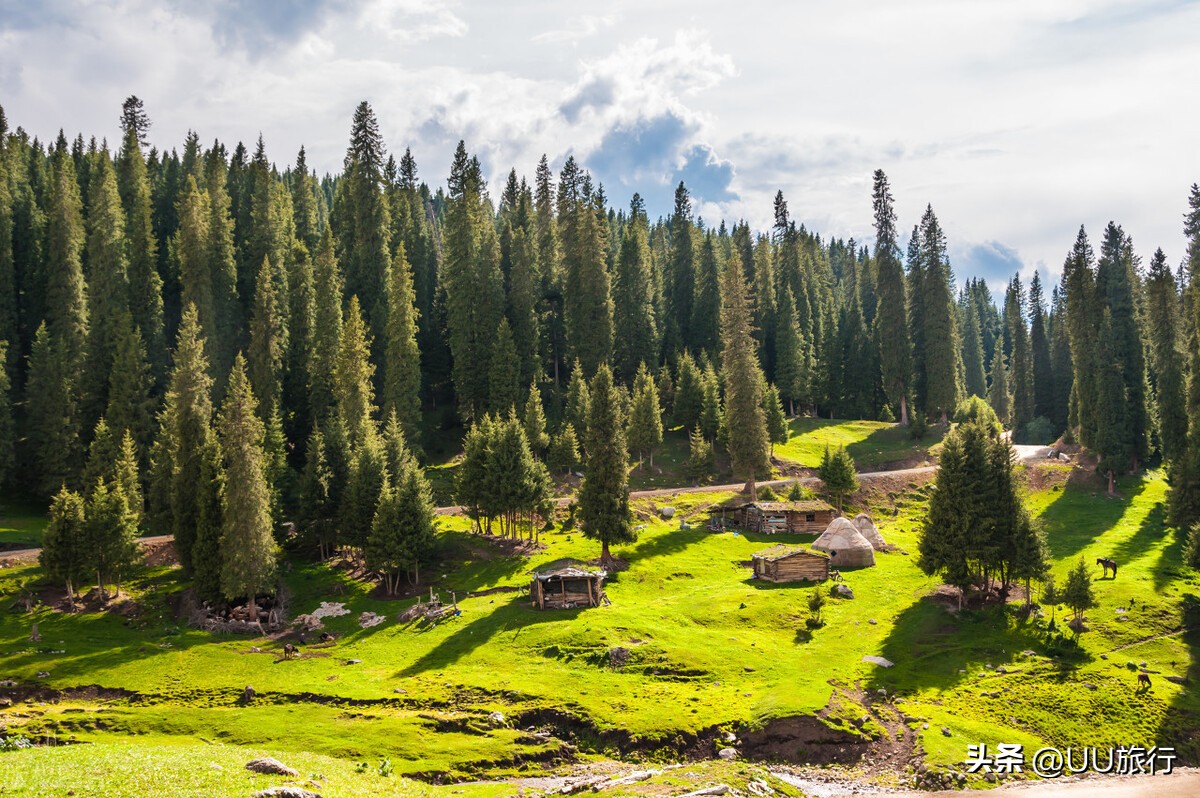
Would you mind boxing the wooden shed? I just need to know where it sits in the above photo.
[728,500,837,534]
[530,560,608,609]
[751,545,831,582]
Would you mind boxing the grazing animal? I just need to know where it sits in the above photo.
[1097,557,1118,579]
[319,632,335,643]
[282,643,298,659]
[242,685,256,703]
[1137,672,1151,689]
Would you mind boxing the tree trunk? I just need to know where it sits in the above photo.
[940,408,948,426]
[601,539,612,563]
[649,450,654,468]
[744,474,757,498]
[1107,469,1116,497]
[789,398,795,417]
[900,395,909,426]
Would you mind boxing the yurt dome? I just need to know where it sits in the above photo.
[812,517,876,567]
[852,513,888,550]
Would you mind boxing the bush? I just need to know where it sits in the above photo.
[757,485,777,500]
[1016,416,1054,445]
[787,481,812,501]
[909,409,928,440]
[953,396,1001,435]
[878,403,895,423]
[1185,523,1200,569]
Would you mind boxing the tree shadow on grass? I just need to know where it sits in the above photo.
[844,425,944,469]
[396,592,581,677]
[1039,473,1149,560]
[864,595,1086,697]
[1153,593,1200,762]
[625,525,709,563]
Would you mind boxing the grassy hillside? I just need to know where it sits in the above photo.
[1,462,1198,794]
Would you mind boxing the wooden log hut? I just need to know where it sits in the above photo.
[751,544,831,582]
[720,500,836,534]
[530,559,608,610]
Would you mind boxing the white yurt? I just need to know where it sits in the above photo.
[812,517,876,567]
[852,513,888,550]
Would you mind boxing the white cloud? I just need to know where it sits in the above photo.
[532,14,617,44]
[356,0,468,42]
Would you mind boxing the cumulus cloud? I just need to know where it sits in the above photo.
[532,14,617,44]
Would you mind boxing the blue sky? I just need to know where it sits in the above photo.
[2,0,1198,292]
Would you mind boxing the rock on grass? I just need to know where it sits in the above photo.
[252,788,322,798]
[245,757,299,777]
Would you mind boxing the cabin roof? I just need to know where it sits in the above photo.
[530,558,607,580]
[721,499,834,513]
[751,544,830,562]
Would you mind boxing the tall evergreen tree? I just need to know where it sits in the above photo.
[117,120,166,382]
[162,306,213,573]
[332,102,392,359]
[774,285,808,416]
[627,363,663,467]
[612,194,658,381]
[578,364,634,563]
[522,382,550,458]
[872,170,911,425]
[488,318,521,414]
[988,346,1011,425]
[105,314,155,455]
[84,154,129,422]
[383,244,423,447]
[26,323,82,496]
[248,256,285,418]
[1062,227,1099,445]
[46,134,90,369]
[1004,275,1034,436]
[41,487,88,598]
[192,431,225,603]
[218,355,278,608]
[310,230,343,422]
[918,206,962,423]
[961,295,987,399]
[334,296,376,447]
[720,260,770,495]
[664,182,695,357]
[1028,272,1054,423]
[691,232,722,357]
[563,177,613,375]
[1145,248,1187,465]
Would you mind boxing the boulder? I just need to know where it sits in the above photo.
[833,584,854,599]
[245,757,299,777]
[659,506,676,519]
[862,655,894,668]
[1166,675,1188,685]
[717,747,737,761]
[488,711,507,727]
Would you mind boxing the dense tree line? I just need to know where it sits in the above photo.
[4,99,1199,588]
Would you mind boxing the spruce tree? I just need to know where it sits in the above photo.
[116,123,165,384]
[46,134,90,369]
[41,487,88,598]
[720,260,770,495]
[988,346,1011,425]
[334,296,376,446]
[1062,556,1095,627]
[0,133,18,370]
[176,176,216,362]
[1096,222,1149,471]
[333,102,392,355]
[310,230,344,423]
[918,207,962,423]
[612,195,658,381]
[699,362,723,444]
[162,306,213,573]
[547,423,580,477]
[563,178,613,375]
[1004,276,1034,436]
[873,171,911,424]
[341,427,389,550]
[26,323,82,496]
[627,363,664,468]
[192,431,225,603]
[961,296,987,399]
[578,364,635,562]
[1062,227,1099,445]
[774,285,809,416]
[84,478,139,596]
[248,257,285,419]
[105,314,155,455]
[204,156,241,381]
[488,318,521,414]
[217,356,277,608]
[383,243,422,446]
[818,445,858,513]
[1028,272,1054,423]
[1145,249,1187,464]
[506,195,542,387]
[564,359,591,437]
[664,182,695,355]
[84,154,130,422]
[691,232,722,357]
[523,382,550,458]
[763,383,789,457]
[673,351,705,429]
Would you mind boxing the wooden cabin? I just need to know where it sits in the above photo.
[719,500,836,534]
[751,545,830,582]
[530,560,608,610]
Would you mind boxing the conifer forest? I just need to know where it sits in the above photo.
[3,91,1200,795]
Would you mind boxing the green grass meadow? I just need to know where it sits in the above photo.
[1,460,1198,794]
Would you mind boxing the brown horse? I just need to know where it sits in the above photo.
[1137,672,1151,690]
[282,643,299,659]
[1097,557,1118,579]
